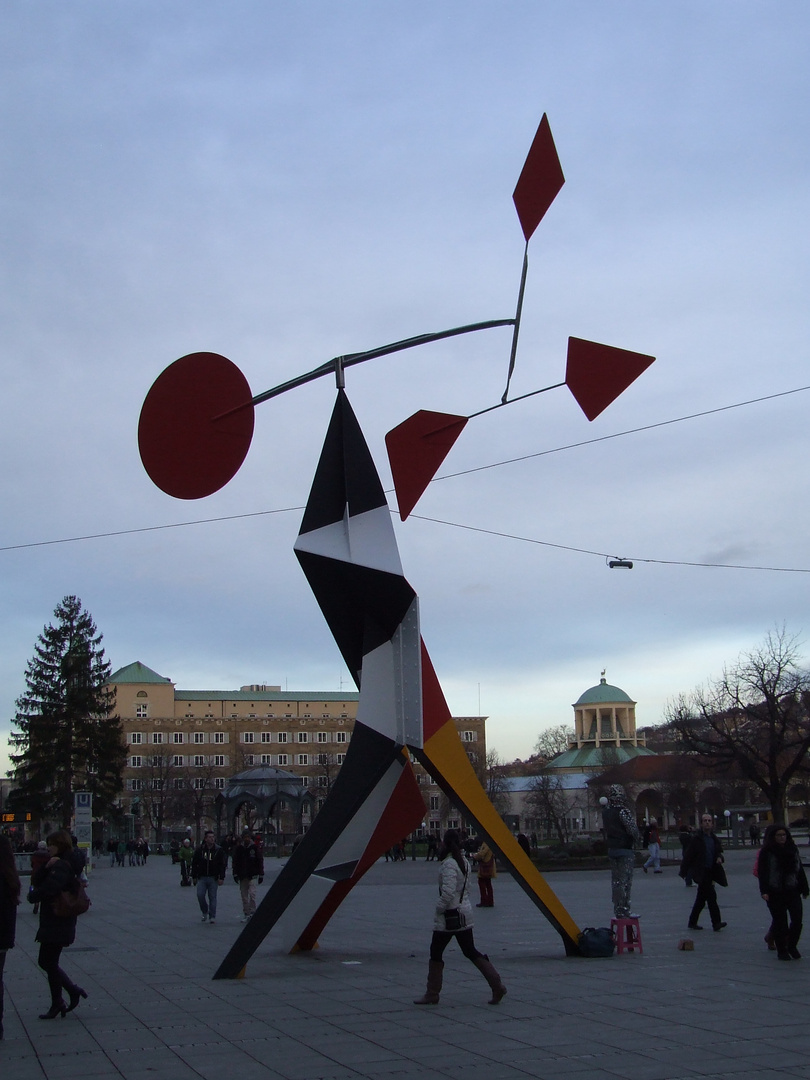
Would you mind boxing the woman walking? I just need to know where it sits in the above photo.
[28,830,87,1019]
[758,824,809,961]
[0,835,21,1039]
[413,829,506,1006]
[472,838,497,907]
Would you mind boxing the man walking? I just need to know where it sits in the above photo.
[680,813,727,931]
[642,818,662,874]
[192,831,227,924]
[232,828,264,921]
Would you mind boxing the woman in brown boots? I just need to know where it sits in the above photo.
[414,829,506,1006]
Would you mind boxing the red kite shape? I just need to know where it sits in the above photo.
[512,114,565,243]
[385,410,469,521]
[566,337,655,422]
[138,352,254,499]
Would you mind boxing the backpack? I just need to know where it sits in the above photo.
[577,926,616,957]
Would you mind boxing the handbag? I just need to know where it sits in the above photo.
[52,879,91,918]
[444,908,467,932]
[577,926,616,957]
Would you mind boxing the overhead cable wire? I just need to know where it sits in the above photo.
[1,383,808,559]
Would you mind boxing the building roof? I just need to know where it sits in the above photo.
[108,661,172,685]
[174,690,359,703]
[546,744,655,770]
[574,676,635,706]
[501,773,587,792]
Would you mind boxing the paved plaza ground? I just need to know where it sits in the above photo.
[2,846,809,1080]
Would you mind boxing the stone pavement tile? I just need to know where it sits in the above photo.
[33,1052,121,1078]
[1,1066,57,1080]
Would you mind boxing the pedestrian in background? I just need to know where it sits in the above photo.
[178,838,193,886]
[413,829,506,1006]
[758,824,808,961]
[642,818,662,874]
[28,830,87,1019]
[192,831,227,924]
[232,829,264,921]
[0,834,21,1039]
[680,813,727,932]
[472,838,496,907]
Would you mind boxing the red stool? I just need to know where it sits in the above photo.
[611,916,643,954]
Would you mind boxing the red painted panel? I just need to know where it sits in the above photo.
[566,337,655,422]
[138,352,254,499]
[385,410,468,520]
[421,640,453,743]
[512,114,565,243]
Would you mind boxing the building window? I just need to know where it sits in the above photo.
[317,731,328,743]
[214,778,225,790]
[193,755,205,767]
[297,732,308,743]
[260,754,272,765]
[173,732,184,744]
[245,754,255,766]
[173,778,184,790]
[430,796,440,810]
[129,778,142,791]
[261,732,272,743]
[173,755,184,766]
[194,778,206,790]
[214,732,225,744]
[336,731,347,743]
[277,754,288,766]
[297,754,308,766]
[213,755,225,767]
[448,819,459,830]
[243,732,255,744]
[130,756,142,768]
[130,733,143,745]
[462,731,476,743]
[277,732,288,744]
[301,776,309,788]
[151,732,163,744]
[135,703,149,718]
[317,753,329,765]
[193,732,205,744]
[336,754,346,764]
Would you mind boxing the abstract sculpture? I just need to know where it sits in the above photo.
[137,115,655,976]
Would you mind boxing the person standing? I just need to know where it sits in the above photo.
[178,838,194,886]
[413,829,506,1006]
[472,838,496,908]
[192,831,226,924]
[758,824,808,961]
[0,835,21,1039]
[28,830,88,1019]
[602,785,640,918]
[232,829,264,921]
[642,818,662,874]
[680,813,727,931]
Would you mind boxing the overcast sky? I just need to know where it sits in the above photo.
[2,2,809,775]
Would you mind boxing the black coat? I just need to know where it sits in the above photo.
[0,873,19,950]
[679,831,728,888]
[29,857,78,946]
[232,842,264,880]
[191,843,227,880]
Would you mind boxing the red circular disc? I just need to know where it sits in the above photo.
[138,352,254,499]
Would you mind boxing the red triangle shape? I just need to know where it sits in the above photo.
[512,114,565,243]
[566,337,655,421]
[385,410,468,521]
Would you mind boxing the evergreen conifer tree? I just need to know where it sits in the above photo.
[9,595,125,828]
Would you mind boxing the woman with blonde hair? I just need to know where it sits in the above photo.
[28,829,87,1019]
[0,834,21,1039]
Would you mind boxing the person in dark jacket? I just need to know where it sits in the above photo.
[0,834,21,1039]
[680,813,727,931]
[232,829,264,921]
[28,830,87,1019]
[601,785,640,918]
[191,831,227,924]
[758,824,809,961]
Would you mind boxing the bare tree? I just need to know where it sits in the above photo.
[482,750,512,819]
[139,753,178,843]
[534,724,573,762]
[666,627,810,824]
[526,772,571,844]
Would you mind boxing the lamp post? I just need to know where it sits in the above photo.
[723,808,731,843]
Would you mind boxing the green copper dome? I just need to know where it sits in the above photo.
[574,676,634,706]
